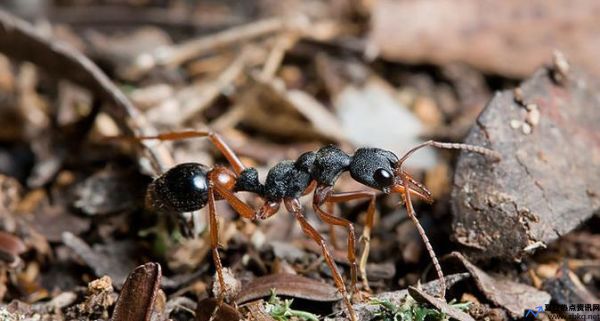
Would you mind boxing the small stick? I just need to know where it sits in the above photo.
[138,17,286,71]
[176,50,249,123]
[260,32,298,80]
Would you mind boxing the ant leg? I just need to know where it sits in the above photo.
[326,202,341,250]
[400,171,446,298]
[313,186,359,295]
[316,188,378,293]
[302,180,317,196]
[284,198,357,321]
[129,130,246,174]
[207,187,227,300]
[256,201,280,220]
[397,140,501,169]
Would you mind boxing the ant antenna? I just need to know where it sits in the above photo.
[397,140,501,169]
[400,171,446,298]
[392,140,500,298]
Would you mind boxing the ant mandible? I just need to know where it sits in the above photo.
[134,130,500,321]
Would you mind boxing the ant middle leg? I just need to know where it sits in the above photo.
[314,186,377,293]
[284,198,357,321]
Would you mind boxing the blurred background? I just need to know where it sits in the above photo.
[0,1,598,320]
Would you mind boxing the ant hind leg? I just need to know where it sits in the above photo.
[122,130,247,174]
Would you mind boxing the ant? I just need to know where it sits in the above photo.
[131,130,500,321]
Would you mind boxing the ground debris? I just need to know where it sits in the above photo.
[65,275,116,320]
[62,232,138,287]
[408,286,475,321]
[448,252,551,318]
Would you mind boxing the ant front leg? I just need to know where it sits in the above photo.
[131,130,246,174]
[284,198,357,321]
[313,185,377,293]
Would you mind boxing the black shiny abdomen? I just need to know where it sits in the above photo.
[147,162,210,212]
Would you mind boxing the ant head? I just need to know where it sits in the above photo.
[147,162,210,212]
[349,148,399,192]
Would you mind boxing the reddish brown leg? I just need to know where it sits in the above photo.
[316,187,378,292]
[400,171,446,298]
[326,202,340,250]
[132,130,246,174]
[313,186,359,295]
[284,198,357,321]
[207,187,227,300]
[302,180,317,196]
[256,201,280,220]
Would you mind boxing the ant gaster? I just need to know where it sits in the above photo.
[137,130,500,321]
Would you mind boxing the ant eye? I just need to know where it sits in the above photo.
[373,168,394,187]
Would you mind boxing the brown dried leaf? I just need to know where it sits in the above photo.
[0,231,26,257]
[111,263,162,321]
[236,273,342,304]
[371,0,600,77]
[448,252,551,318]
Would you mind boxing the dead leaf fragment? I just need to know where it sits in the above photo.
[111,263,162,321]
[236,273,342,304]
[448,252,551,318]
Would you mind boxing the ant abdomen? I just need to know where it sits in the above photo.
[147,163,211,212]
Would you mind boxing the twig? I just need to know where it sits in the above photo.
[163,49,249,125]
[260,33,298,80]
[136,17,291,72]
